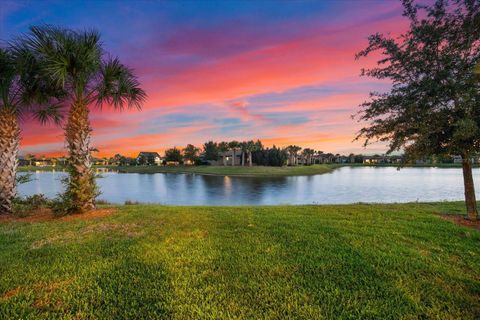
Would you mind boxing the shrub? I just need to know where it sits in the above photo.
[13,194,51,216]
[125,200,140,205]
[50,192,77,216]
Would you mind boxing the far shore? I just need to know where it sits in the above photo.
[17,164,340,177]
[16,162,479,177]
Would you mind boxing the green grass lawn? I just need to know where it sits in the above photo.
[115,164,340,176]
[1,203,479,319]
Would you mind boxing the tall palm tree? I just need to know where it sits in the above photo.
[302,148,315,165]
[245,140,257,167]
[228,141,239,166]
[22,26,146,212]
[286,145,302,166]
[0,47,62,214]
[25,153,35,166]
[239,141,248,166]
[218,141,229,166]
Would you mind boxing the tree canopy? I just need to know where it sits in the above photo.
[356,0,480,219]
[356,0,480,160]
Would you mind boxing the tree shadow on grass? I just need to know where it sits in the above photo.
[203,208,480,319]
[0,227,173,319]
[208,217,416,319]
[83,256,172,319]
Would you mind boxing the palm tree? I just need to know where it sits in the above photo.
[22,26,146,212]
[239,141,248,166]
[25,153,35,166]
[302,148,315,165]
[245,140,257,167]
[315,150,324,164]
[228,141,239,166]
[218,141,229,166]
[286,145,302,166]
[0,47,62,214]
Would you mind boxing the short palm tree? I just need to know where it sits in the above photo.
[0,47,62,214]
[21,26,146,213]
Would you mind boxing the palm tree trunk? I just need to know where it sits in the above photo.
[462,155,478,220]
[65,99,97,213]
[0,110,19,214]
[242,152,245,166]
[249,152,252,167]
[232,150,235,166]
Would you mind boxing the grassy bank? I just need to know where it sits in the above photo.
[116,164,340,176]
[1,203,479,319]
[18,163,477,176]
[17,166,67,172]
[18,164,339,176]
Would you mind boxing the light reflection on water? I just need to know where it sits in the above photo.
[17,167,479,205]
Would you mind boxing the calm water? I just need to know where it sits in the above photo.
[17,167,479,205]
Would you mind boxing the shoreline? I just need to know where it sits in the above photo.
[17,163,478,177]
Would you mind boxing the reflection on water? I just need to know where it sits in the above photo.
[17,167,480,205]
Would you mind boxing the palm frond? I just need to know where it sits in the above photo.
[33,105,64,125]
[93,57,147,110]
[0,47,17,110]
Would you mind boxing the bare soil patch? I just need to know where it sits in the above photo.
[0,208,116,223]
[437,213,480,230]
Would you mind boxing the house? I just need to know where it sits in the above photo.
[415,159,432,165]
[388,155,404,164]
[55,157,68,166]
[93,157,112,166]
[209,150,242,166]
[17,156,29,166]
[363,155,385,164]
[452,155,463,164]
[336,156,349,164]
[136,152,162,165]
[34,158,52,167]
[315,153,334,164]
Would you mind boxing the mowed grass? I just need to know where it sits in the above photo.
[116,164,340,176]
[0,203,479,319]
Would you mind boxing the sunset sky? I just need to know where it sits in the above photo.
[1,0,408,157]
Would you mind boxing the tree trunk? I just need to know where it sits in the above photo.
[462,156,478,220]
[232,150,235,166]
[249,152,252,167]
[0,110,19,214]
[65,99,97,213]
[241,152,245,166]
[223,155,227,166]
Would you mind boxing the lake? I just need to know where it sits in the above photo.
[17,167,479,205]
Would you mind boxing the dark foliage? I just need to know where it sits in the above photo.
[202,141,219,161]
[252,146,287,166]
